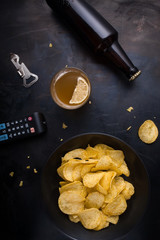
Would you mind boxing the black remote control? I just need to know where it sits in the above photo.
[0,112,47,143]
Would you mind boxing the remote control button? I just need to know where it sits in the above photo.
[20,125,24,129]
[11,122,14,125]
[12,127,15,131]
[17,132,21,136]
[0,134,8,141]
[26,129,30,133]
[30,127,35,133]
[15,121,18,124]
[25,123,29,128]
[13,133,17,137]
[0,123,6,130]
[22,131,25,134]
[19,120,23,123]
[16,126,20,130]
[8,133,13,138]
[28,116,32,121]
[24,118,27,122]
[8,129,11,132]
[6,122,10,127]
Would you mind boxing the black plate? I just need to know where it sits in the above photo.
[42,133,150,240]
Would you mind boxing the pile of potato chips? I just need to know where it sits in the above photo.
[57,144,135,231]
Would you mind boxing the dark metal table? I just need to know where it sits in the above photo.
[0,0,160,239]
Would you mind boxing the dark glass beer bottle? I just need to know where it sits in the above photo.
[46,0,141,80]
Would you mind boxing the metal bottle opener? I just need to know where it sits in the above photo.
[10,53,38,88]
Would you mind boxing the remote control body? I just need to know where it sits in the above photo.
[0,112,47,143]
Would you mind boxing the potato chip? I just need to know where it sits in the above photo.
[57,163,67,180]
[104,177,125,203]
[81,164,95,178]
[59,181,87,197]
[94,212,109,231]
[114,161,130,177]
[72,164,83,181]
[85,191,105,209]
[99,171,117,191]
[138,120,159,144]
[58,190,85,214]
[102,194,127,216]
[104,184,118,203]
[109,160,130,177]
[103,221,110,229]
[63,161,80,181]
[94,143,113,151]
[62,148,87,162]
[96,183,108,195]
[78,208,101,229]
[94,144,113,158]
[114,177,125,194]
[106,215,119,224]
[91,155,128,176]
[122,181,135,200]
[59,190,85,202]
[69,214,80,223]
[85,145,99,159]
[83,172,104,188]
[106,150,124,167]
[91,156,112,172]
[61,160,94,184]
[59,180,82,191]
[60,201,84,215]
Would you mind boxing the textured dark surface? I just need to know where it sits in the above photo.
[0,0,160,239]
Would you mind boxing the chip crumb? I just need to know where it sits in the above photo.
[127,107,134,112]
[49,43,53,48]
[34,168,38,174]
[89,100,92,104]
[19,181,23,187]
[60,138,64,142]
[127,126,132,131]
[26,166,30,169]
[27,155,30,159]
[134,116,136,119]
[9,171,14,177]
[65,65,68,68]
[62,123,68,129]
[154,116,156,119]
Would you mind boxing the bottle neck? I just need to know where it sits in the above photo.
[103,40,141,80]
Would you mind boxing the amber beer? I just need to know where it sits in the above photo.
[50,67,91,109]
[46,0,141,80]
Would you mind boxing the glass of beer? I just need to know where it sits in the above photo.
[50,67,91,110]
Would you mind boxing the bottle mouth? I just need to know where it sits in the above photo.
[129,70,141,81]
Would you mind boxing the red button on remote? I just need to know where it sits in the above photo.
[28,117,32,121]
[30,127,35,133]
